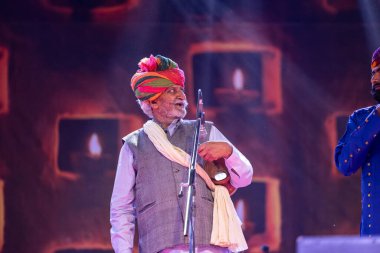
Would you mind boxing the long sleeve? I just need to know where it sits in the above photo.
[335,106,380,176]
[209,125,253,188]
[110,144,136,253]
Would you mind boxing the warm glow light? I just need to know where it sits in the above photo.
[235,199,246,223]
[232,68,244,90]
[88,133,102,157]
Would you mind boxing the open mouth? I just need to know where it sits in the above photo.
[174,100,188,109]
[175,102,184,107]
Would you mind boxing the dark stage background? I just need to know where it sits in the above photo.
[1,0,380,252]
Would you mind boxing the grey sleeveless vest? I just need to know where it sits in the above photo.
[123,120,214,253]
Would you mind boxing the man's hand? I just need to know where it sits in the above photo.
[198,141,233,161]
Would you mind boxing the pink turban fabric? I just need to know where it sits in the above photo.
[131,55,185,101]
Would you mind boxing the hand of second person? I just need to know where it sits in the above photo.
[198,141,233,162]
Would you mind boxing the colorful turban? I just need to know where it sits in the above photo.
[371,47,380,69]
[131,55,185,101]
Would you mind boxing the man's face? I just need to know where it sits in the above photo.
[151,85,188,124]
[371,65,380,102]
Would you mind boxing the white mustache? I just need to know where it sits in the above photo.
[173,100,188,108]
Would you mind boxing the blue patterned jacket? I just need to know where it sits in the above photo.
[335,105,380,236]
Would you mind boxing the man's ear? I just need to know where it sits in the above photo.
[150,100,159,109]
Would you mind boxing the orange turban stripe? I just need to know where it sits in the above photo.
[130,55,185,101]
[372,47,380,69]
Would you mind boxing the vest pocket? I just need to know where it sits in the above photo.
[137,200,156,214]
[201,196,214,203]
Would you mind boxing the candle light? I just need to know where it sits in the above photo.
[236,199,246,223]
[214,67,260,106]
[232,68,244,91]
[69,131,114,176]
[88,133,102,158]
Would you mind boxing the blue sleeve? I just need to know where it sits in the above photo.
[335,106,380,176]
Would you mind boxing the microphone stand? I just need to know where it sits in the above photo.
[181,89,204,253]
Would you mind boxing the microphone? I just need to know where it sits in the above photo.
[196,89,203,119]
[196,89,207,141]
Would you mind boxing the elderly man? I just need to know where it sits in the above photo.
[335,47,380,236]
[110,55,253,253]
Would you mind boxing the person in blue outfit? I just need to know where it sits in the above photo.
[335,46,380,236]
